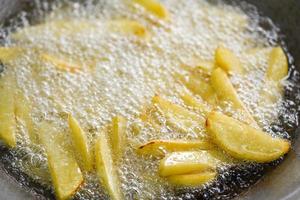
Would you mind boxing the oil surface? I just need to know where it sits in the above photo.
[0,0,299,200]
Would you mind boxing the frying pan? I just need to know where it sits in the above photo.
[0,0,299,199]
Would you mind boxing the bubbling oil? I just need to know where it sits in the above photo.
[0,0,299,199]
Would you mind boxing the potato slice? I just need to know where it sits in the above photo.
[206,112,290,163]
[152,95,205,131]
[68,114,92,171]
[167,171,216,186]
[95,131,123,200]
[133,0,169,20]
[177,73,216,104]
[41,53,82,73]
[108,19,150,39]
[180,93,210,115]
[111,116,127,160]
[39,122,83,200]
[159,151,218,177]
[210,68,256,126]
[137,139,214,156]
[215,46,244,74]
[0,74,16,147]
[14,92,37,143]
[266,47,288,82]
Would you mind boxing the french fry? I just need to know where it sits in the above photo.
[152,95,205,132]
[14,92,37,143]
[68,114,93,171]
[95,130,123,200]
[210,68,256,126]
[108,19,150,39]
[159,151,218,177]
[266,47,288,82]
[137,139,214,157]
[206,112,290,163]
[40,53,82,73]
[0,74,16,147]
[133,0,170,20]
[39,122,83,200]
[180,93,210,115]
[167,171,216,186]
[215,46,244,75]
[110,116,127,161]
[177,73,216,105]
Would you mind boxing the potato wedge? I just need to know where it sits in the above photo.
[108,19,150,39]
[266,47,288,82]
[133,0,169,20]
[0,74,16,147]
[14,92,37,143]
[39,122,83,200]
[152,95,205,132]
[111,116,127,160]
[137,139,214,157]
[177,73,216,104]
[206,112,290,163]
[95,131,123,200]
[68,114,92,171]
[180,93,210,115]
[210,68,256,126]
[41,53,82,73]
[215,46,244,74]
[167,171,216,186]
[159,151,218,177]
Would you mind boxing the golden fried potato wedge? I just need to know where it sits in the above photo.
[111,116,127,160]
[215,46,244,74]
[39,122,83,200]
[159,151,218,177]
[68,114,93,171]
[152,95,205,131]
[206,112,290,163]
[108,19,150,39]
[95,131,123,200]
[137,139,214,157]
[133,0,169,20]
[0,74,16,147]
[266,47,288,82]
[210,68,256,126]
[14,92,37,143]
[40,53,82,73]
[180,93,210,115]
[177,73,216,104]
[167,171,217,186]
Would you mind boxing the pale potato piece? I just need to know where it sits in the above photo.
[133,0,169,20]
[108,19,150,39]
[266,47,288,82]
[177,73,216,104]
[95,131,123,200]
[40,53,82,73]
[14,92,37,143]
[215,46,244,74]
[68,114,93,171]
[39,122,83,200]
[206,112,290,163]
[210,68,256,126]
[137,139,214,157]
[180,93,210,115]
[111,116,127,160]
[0,74,16,147]
[152,95,205,132]
[159,151,218,177]
[167,171,217,186]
